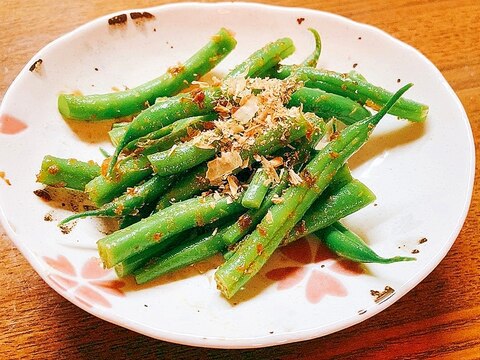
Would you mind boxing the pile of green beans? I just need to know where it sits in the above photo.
[35,28,424,300]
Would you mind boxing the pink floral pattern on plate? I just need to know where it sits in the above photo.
[266,238,365,303]
[43,255,125,308]
[0,114,28,134]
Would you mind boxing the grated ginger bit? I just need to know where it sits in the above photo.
[288,168,303,185]
[206,151,243,182]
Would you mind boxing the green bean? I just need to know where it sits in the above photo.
[86,155,152,207]
[97,193,245,268]
[215,84,413,298]
[226,38,295,78]
[60,175,173,225]
[257,28,321,78]
[58,28,236,121]
[301,28,322,67]
[270,65,428,122]
[85,115,210,206]
[316,222,415,263]
[106,87,222,177]
[117,213,239,277]
[289,87,371,125]
[36,156,100,191]
[241,168,271,209]
[123,114,216,153]
[283,179,374,245]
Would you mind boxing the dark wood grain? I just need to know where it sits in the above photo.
[1,1,479,359]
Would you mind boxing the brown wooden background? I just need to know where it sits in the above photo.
[1,1,479,359]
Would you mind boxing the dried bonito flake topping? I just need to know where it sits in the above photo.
[198,76,303,183]
[206,151,243,182]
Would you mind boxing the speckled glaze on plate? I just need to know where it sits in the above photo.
[0,2,474,349]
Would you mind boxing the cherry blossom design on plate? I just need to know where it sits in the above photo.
[0,114,28,134]
[266,237,366,303]
[43,255,125,308]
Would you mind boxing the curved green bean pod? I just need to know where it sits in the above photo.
[316,222,415,263]
[257,28,321,78]
[226,37,295,78]
[300,28,322,67]
[58,28,236,121]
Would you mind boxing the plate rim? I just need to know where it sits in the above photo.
[0,1,475,349]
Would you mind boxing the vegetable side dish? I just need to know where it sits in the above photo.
[36,28,428,299]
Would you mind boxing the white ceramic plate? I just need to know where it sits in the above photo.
[0,2,474,349]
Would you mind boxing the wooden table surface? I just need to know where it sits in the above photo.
[1,0,479,359]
